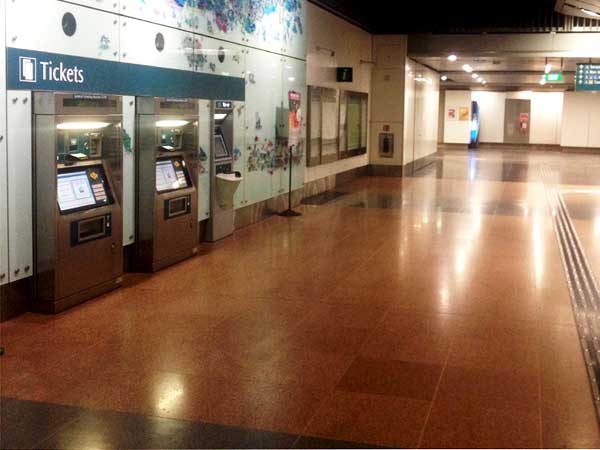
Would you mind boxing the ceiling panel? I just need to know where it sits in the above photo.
[310,0,565,33]
[412,55,600,90]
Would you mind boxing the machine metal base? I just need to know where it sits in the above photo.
[30,277,123,314]
[150,247,198,273]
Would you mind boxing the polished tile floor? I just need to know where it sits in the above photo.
[2,150,600,449]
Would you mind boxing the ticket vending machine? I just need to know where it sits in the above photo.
[135,97,199,272]
[206,101,243,242]
[33,93,123,313]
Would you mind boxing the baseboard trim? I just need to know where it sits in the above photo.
[234,188,304,230]
[1,278,31,322]
[440,142,600,154]
[368,153,438,178]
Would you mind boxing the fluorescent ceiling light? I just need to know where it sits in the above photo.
[214,113,228,120]
[448,54,457,62]
[463,64,473,73]
[582,8,600,17]
[155,120,190,128]
[56,122,110,130]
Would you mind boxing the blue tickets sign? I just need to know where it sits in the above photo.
[7,47,245,100]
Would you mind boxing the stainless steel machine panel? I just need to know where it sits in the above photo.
[134,97,199,272]
[33,92,123,313]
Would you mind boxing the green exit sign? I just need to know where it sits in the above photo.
[545,73,563,82]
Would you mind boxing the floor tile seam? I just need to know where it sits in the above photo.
[294,305,394,442]
[320,242,392,303]
[415,331,453,449]
[538,331,545,449]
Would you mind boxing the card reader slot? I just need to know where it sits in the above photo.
[164,195,191,220]
[70,214,112,246]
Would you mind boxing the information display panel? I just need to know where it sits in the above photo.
[576,64,600,91]
[57,165,113,214]
[214,134,230,160]
[155,158,190,192]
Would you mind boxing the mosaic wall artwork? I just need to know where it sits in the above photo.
[246,137,304,173]
[132,0,303,51]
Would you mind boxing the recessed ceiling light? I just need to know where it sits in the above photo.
[463,64,473,73]
[448,54,457,62]
[582,8,600,17]
[544,64,552,74]
[472,73,479,79]
[441,75,448,81]
[477,77,483,82]
[482,80,487,85]
[540,77,547,85]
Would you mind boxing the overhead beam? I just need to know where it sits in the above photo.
[408,33,600,58]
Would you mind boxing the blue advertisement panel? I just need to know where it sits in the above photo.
[576,64,600,91]
[7,47,245,100]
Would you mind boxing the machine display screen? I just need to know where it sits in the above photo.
[57,165,113,214]
[156,158,190,192]
[214,134,230,160]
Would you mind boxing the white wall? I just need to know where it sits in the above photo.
[0,0,8,285]
[507,91,563,145]
[404,59,440,165]
[561,92,600,148]
[471,91,505,143]
[304,2,372,182]
[369,35,408,167]
[443,90,472,144]
[460,90,564,145]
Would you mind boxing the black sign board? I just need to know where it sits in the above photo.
[336,67,353,83]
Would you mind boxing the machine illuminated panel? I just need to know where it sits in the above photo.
[155,158,190,192]
[214,134,231,160]
[57,165,112,214]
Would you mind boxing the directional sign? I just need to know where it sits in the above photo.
[576,64,600,91]
[545,73,563,82]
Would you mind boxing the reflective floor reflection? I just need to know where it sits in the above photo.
[2,149,600,449]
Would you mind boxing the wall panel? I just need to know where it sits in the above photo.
[198,100,212,220]
[244,49,282,205]
[443,90,471,144]
[561,92,592,148]
[66,0,120,13]
[0,3,8,285]
[122,95,135,246]
[119,19,192,70]
[282,58,307,191]
[7,0,119,61]
[119,0,305,59]
[587,94,600,148]
[6,91,33,283]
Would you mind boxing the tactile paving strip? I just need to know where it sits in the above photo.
[542,166,600,421]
